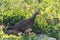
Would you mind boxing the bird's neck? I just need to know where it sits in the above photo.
[32,14,37,19]
[30,14,38,22]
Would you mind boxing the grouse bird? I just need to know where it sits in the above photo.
[3,11,40,35]
[14,11,39,32]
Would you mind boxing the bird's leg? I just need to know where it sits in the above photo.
[18,32,22,36]
[25,28,34,35]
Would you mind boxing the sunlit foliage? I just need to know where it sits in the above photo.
[0,0,60,40]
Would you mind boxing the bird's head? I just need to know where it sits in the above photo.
[34,10,40,16]
[35,11,39,15]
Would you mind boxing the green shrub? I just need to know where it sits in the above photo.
[0,0,60,40]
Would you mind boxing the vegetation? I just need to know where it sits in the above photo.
[0,0,60,40]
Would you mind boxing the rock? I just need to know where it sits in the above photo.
[34,34,56,40]
[48,37,56,40]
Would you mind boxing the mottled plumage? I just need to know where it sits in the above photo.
[3,11,40,35]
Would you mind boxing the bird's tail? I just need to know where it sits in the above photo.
[2,26,14,34]
[7,26,14,30]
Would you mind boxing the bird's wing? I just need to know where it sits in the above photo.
[14,19,30,26]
